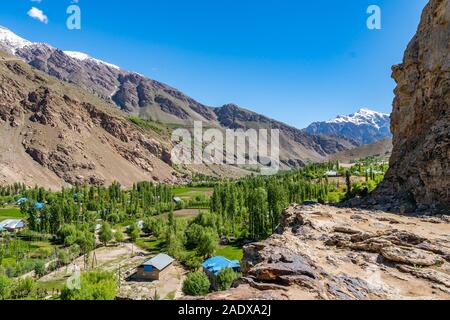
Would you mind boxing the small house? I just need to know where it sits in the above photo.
[325,170,339,177]
[202,256,240,288]
[0,219,26,232]
[35,202,45,209]
[16,198,28,205]
[136,253,174,281]
[173,197,182,204]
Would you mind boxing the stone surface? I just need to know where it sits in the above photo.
[370,0,450,213]
[204,204,450,300]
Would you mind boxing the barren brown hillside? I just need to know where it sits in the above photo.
[0,52,182,188]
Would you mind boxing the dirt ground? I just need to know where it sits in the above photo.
[174,209,204,219]
[39,243,187,300]
[118,263,187,300]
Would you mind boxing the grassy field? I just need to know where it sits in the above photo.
[172,187,214,201]
[136,236,166,253]
[0,207,24,221]
[215,241,244,261]
[37,279,66,292]
[136,235,244,261]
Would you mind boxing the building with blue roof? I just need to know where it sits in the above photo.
[35,202,45,209]
[202,256,241,288]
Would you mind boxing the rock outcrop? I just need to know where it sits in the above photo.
[370,0,450,212]
[205,204,450,300]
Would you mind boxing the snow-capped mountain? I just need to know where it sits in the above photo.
[305,108,391,146]
[0,25,119,71]
[0,26,32,53]
[0,25,219,122]
[64,50,120,70]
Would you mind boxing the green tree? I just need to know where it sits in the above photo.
[345,170,352,198]
[128,223,140,243]
[11,277,36,300]
[0,275,11,300]
[61,271,117,300]
[57,250,70,267]
[99,222,113,247]
[182,254,202,271]
[114,230,125,244]
[182,272,211,296]
[197,227,218,258]
[185,224,205,247]
[34,260,47,278]
[248,188,269,240]
[216,268,239,291]
[57,224,78,246]
[267,181,288,232]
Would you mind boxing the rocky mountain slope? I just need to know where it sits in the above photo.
[368,0,450,212]
[214,103,356,167]
[0,51,184,188]
[328,138,393,163]
[305,108,391,146]
[204,204,450,300]
[0,25,358,166]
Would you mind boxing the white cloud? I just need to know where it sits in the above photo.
[27,7,48,24]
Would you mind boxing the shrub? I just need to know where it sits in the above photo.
[47,260,58,272]
[180,252,202,271]
[11,277,36,299]
[14,259,37,277]
[36,247,53,259]
[57,250,70,267]
[34,260,47,278]
[0,275,11,300]
[99,222,113,246]
[216,268,240,291]
[61,271,117,300]
[182,272,211,296]
[114,230,124,243]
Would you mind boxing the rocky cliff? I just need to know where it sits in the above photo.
[204,204,450,300]
[369,0,450,212]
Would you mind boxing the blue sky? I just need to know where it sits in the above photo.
[1,0,428,128]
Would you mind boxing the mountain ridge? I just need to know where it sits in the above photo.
[0,24,393,168]
[305,108,391,146]
[0,25,366,165]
